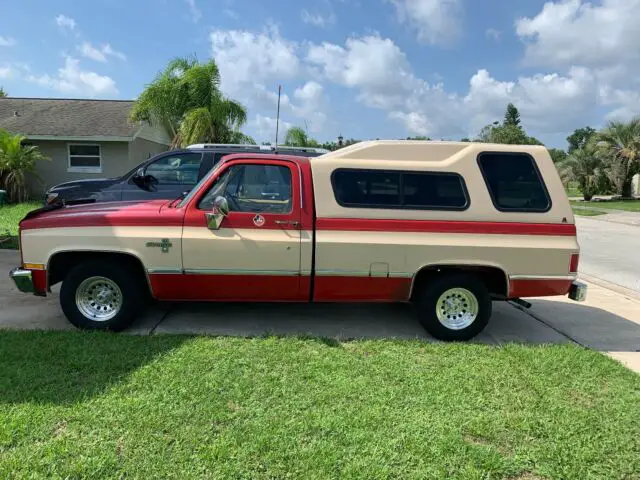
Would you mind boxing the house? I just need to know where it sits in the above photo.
[0,97,171,196]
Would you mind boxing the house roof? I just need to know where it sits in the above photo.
[0,97,139,139]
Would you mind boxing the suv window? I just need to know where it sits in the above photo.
[199,164,292,214]
[331,169,469,210]
[145,153,203,186]
[477,152,551,212]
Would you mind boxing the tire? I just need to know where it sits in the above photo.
[60,260,147,331]
[416,273,492,341]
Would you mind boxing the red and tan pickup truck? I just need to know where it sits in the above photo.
[10,140,586,341]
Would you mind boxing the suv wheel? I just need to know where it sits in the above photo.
[416,274,492,341]
[60,260,146,331]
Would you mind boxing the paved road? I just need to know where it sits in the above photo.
[576,216,640,293]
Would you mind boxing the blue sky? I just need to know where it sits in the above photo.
[1,0,639,148]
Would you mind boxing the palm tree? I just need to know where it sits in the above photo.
[130,57,250,148]
[283,126,319,147]
[0,87,7,98]
[596,117,640,197]
[0,130,49,202]
[558,142,603,201]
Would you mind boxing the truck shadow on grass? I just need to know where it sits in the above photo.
[0,330,187,405]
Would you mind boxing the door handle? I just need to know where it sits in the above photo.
[275,220,300,227]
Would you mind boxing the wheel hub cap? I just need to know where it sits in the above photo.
[436,287,479,330]
[75,276,123,322]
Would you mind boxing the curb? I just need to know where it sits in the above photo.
[578,272,640,303]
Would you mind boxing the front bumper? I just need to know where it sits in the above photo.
[568,280,587,302]
[9,267,34,293]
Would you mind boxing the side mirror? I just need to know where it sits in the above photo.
[133,168,158,192]
[205,196,229,230]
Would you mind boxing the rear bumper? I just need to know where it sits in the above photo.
[568,280,587,302]
[10,267,35,293]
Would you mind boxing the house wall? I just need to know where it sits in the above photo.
[129,137,169,166]
[26,139,168,197]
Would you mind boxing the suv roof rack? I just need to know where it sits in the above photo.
[185,143,329,154]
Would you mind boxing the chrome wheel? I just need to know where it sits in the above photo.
[436,287,479,330]
[75,276,123,322]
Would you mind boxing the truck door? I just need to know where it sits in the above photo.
[180,158,304,301]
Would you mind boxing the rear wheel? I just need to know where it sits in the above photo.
[60,260,146,331]
[416,274,491,341]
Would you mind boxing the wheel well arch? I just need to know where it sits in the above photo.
[47,251,151,295]
[409,264,509,301]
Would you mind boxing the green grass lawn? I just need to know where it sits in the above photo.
[572,207,607,217]
[571,200,640,213]
[0,202,40,249]
[1,331,638,479]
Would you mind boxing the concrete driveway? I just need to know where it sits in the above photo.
[1,249,639,370]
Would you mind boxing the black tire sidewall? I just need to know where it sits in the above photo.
[60,261,144,331]
[417,274,492,341]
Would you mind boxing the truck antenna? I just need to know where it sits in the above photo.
[275,85,282,148]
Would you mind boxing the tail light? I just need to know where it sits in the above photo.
[569,253,579,273]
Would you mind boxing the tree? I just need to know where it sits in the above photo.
[0,87,7,98]
[130,57,249,148]
[548,148,568,164]
[567,127,596,154]
[503,103,521,128]
[0,130,49,202]
[557,142,603,201]
[406,136,430,140]
[475,104,543,145]
[596,118,640,197]
[283,126,320,148]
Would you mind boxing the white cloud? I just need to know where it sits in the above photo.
[55,14,76,31]
[485,28,500,41]
[301,9,335,27]
[308,34,602,137]
[184,0,202,22]
[516,0,640,72]
[27,57,118,97]
[389,0,462,45]
[211,26,300,101]
[79,42,127,62]
[0,36,16,47]
[0,66,13,79]
[253,114,293,142]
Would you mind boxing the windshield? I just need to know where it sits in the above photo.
[177,160,225,208]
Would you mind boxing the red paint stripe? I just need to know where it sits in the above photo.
[149,274,307,301]
[508,279,572,298]
[313,276,411,302]
[31,269,47,294]
[316,218,576,236]
[22,215,184,230]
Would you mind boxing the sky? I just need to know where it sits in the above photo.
[1,0,639,148]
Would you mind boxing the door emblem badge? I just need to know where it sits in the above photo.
[253,214,265,227]
[145,238,173,253]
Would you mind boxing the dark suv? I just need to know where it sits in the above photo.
[44,144,329,205]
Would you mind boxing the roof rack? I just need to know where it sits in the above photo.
[185,143,329,154]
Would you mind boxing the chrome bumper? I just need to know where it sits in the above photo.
[568,280,587,302]
[9,267,34,293]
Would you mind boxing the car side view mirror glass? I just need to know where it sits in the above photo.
[205,196,229,230]
[133,168,158,192]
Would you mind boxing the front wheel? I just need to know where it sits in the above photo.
[60,260,146,331]
[416,274,492,341]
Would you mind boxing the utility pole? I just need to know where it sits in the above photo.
[275,85,282,148]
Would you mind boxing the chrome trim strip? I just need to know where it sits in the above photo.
[389,272,414,278]
[509,275,576,281]
[147,268,183,274]
[184,268,301,276]
[316,270,413,278]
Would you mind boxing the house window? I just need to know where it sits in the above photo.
[68,144,102,173]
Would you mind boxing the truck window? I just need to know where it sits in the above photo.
[331,169,468,210]
[477,152,551,212]
[198,164,292,214]
[145,153,203,186]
